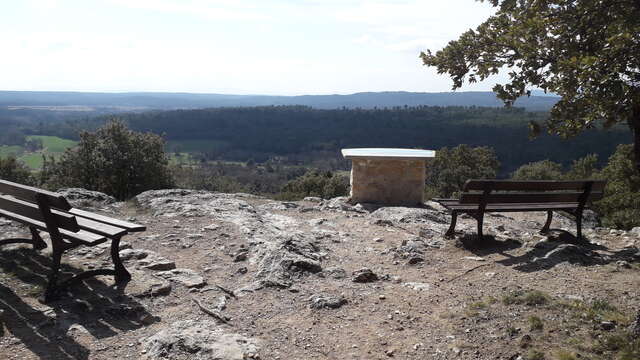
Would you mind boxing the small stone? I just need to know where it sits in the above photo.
[385,348,395,357]
[519,334,532,348]
[402,282,430,291]
[616,260,632,269]
[308,294,347,309]
[352,268,379,283]
[155,268,206,288]
[463,256,485,261]
[202,224,220,231]
[142,258,177,271]
[233,251,248,262]
[323,267,347,279]
[119,248,150,261]
[373,237,384,242]
[406,256,424,265]
[600,321,616,331]
[379,295,386,300]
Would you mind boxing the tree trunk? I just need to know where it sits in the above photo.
[633,105,640,174]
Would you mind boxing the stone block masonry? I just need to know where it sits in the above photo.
[342,148,435,206]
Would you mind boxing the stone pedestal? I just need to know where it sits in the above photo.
[342,148,435,206]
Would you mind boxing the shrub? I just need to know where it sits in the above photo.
[511,159,564,180]
[42,120,174,200]
[277,170,349,200]
[594,144,640,229]
[425,144,500,198]
[564,154,601,180]
[0,156,33,185]
[502,290,550,306]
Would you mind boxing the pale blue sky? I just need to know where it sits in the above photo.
[1,0,501,95]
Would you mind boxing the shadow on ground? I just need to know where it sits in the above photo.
[0,247,159,360]
[454,228,640,273]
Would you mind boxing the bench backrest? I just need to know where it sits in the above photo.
[0,179,79,232]
[459,179,606,205]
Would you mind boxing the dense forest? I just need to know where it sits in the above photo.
[2,105,630,175]
[110,106,627,175]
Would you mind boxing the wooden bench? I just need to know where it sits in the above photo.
[0,179,145,302]
[434,179,606,240]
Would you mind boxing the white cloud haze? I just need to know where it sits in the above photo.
[0,0,502,94]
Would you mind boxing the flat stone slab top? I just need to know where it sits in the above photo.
[342,148,435,205]
[341,148,436,160]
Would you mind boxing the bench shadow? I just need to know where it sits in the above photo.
[454,229,639,273]
[0,247,159,360]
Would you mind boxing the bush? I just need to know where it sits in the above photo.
[277,170,349,200]
[594,144,640,229]
[511,159,564,180]
[42,120,174,200]
[564,153,600,180]
[425,144,500,198]
[0,156,33,184]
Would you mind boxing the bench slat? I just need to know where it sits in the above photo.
[463,179,606,192]
[459,191,603,204]
[68,208,146,232]
[0,208,106,245]
[442,202,582,211]
[60,211,128,237]
[0,179,71,210]
[0,195,80,232]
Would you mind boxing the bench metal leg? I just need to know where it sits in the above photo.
[43,242,64,302]
[541,211,553,234]
[29,227,48,250]
[445,211,458,238]
[111,236,131,283]
[0,227,48,250]
[576,210,583,241]
[476,212,485,240]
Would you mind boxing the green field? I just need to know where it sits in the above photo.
[27,135,78,153]
[0,145,24,158]
[0,136,78,170]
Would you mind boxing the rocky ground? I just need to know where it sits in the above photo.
[1,189,639,360]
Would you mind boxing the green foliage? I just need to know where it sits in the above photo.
[42,120,174,200]
[528,315,544,331]
[277,170,349,200]
[564,154,600,180]
[425,144,500,197]
[171,161,308,196]
[0,156,33,184]
[594,144,640,229]
[592,332,640,360]
[511,160,564,180]
[502,290,550,306]
[525,349,545,360]
[421,0,640,171]
[554,350,577,360]
[67,106,628,176]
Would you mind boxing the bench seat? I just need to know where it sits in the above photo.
[0,179,145,302]
[434,180,606,240]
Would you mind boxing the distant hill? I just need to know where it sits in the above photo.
[0,90,559,111]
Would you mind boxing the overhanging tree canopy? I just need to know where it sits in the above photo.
[421,0,640,170]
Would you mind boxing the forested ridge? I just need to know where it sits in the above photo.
[111,106,628,174]
[1,105,630,175]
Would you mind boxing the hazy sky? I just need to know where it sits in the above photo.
[1,0,502,95]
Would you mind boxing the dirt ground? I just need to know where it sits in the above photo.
[1,193,639,360]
